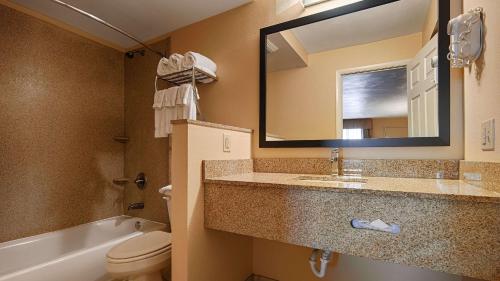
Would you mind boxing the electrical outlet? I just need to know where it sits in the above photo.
[223,134,231,152]
[481,118,495,151]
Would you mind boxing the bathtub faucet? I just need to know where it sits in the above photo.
[127,202,144,211]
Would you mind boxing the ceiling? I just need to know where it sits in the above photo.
[9,0,251,49]
[291,0,432,54]
[342,67,407,119]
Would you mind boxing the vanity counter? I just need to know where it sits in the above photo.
[204,171,500,280]
[205,172,500,203]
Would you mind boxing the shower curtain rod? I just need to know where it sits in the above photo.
[50,0,166,58]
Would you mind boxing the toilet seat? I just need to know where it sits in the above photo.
[106,249,171,279]
[107,244,171,263]
[106,231,172,280]
[107,231,171,263]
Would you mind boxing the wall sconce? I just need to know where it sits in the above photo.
[447,7,484,68]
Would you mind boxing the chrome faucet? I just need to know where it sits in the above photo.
[330,148,340,177]
[127,202,144,211]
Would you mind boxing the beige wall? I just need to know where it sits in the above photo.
[372,117,408,138]
[171,122,253,281]
[267,33,421,140]
[0,5,124,242]
[124,39,172,224]
[169,0,464,160]
[280,30,309,65]
[463,0,500,162]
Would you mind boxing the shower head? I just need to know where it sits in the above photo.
[125,49,146,58]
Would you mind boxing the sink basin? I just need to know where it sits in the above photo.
[295,175,368,183]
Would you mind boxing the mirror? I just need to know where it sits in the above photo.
[260,0,450,147]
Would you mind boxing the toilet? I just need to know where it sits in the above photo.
[106,231,171,281]
[106,186,173,281]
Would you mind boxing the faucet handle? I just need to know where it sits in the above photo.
[330,148,340,162]
[135,173,147,190]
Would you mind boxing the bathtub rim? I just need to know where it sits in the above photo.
[0,215,166,249]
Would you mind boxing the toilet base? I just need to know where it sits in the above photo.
[129,271,163,281]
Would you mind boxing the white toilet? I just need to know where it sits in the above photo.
[106,231,171,281]
[106,186,173,281]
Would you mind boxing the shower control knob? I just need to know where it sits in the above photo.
[135,173,147,190]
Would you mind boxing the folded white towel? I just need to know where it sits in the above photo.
[156,57,170,76]
[153,89,166,108]
[182,52,217,74]
[164,87,178,107]
[153,87,179,137]
[176,84,198,120]
[167,53,184,72]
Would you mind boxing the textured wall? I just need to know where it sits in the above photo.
[0,5,125,242]
[124,39,171,224]
[463,0,500,162]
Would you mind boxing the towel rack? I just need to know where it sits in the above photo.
[155,67,217,120]
[158,67,217,86]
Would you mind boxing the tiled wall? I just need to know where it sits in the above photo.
[0,5,124,242]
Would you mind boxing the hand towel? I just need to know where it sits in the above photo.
[153,88,166,109]
[153,86,179,137]
[176,84,198,120]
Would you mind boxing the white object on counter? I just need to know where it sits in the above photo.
[351,219,400,234]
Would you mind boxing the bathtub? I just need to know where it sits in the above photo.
[0,216,166,281]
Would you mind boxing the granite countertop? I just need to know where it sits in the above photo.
[204,172,500,203]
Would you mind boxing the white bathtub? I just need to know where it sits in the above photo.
[0,216,166,281]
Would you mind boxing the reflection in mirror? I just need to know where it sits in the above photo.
[265,0,439,141]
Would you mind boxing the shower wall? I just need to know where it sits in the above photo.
[124,39,171,224]
[0,5,125,242]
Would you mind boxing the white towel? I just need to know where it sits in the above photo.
[176,84,198,120]
[182,52,217,77]
[156,57,170,76]
[153,89,166,109]
[167,53,184,72]
[153,86,179,137]
[156,54,185,76]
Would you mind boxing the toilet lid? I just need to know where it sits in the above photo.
[107,231,171,260]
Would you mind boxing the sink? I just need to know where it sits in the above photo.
[295,175,367,183]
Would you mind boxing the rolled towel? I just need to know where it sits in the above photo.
[182,52,217,74]
[156,57,170,76]
[167,53,184,73]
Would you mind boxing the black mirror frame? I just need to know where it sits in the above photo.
[259,0,450,148]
